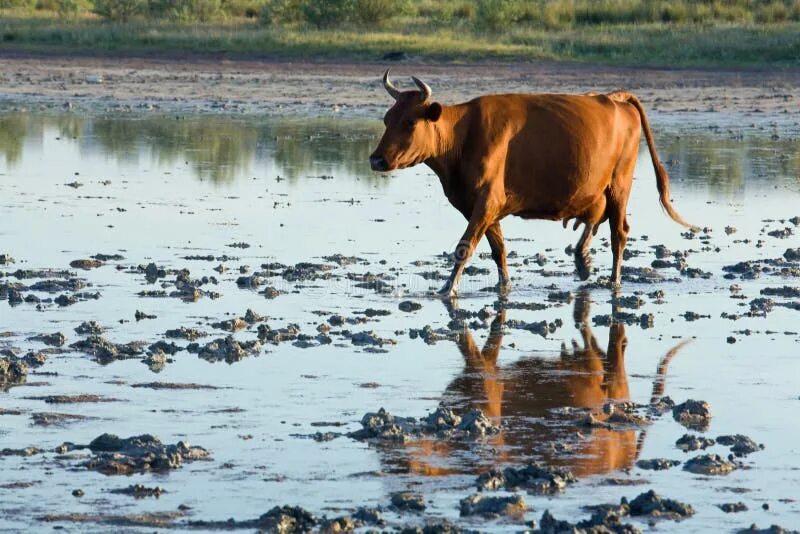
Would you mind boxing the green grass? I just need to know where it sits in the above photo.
[1,10,800,67]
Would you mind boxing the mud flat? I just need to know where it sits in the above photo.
[1,55,800,117]
[1,97,799,532]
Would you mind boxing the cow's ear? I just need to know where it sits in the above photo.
[425,102,442,122]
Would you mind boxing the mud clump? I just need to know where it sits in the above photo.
[20,351,47,367]
[784,248,800,261]
[165,327,207,341]
[131,381,219,390]
[459,494,526,518]
[409,325,458,345]
[38,511,186,528]
[188,335,262,363]
[261,286,281,299]
[739,524,799,534]
[390,492,426,512]
[348,407,499,443]
[547,290,574,304]
[135,310,157,321]
[717,434,763,456]
[70,259,104,270]
[347,409,417,442]
[110,484,165,498]
[1,446,42,456]
[257,323,301,344]
[676,434,715,452]
[83,433,210,475]
[506,317,562,337]
[719,502,748,513]
[613,295,645,309]
[75,321,105,335]
[761,286,800,298]
[30,332,66,347]
[672,399,711,431]
[0,355,28,390]
[533,509,640,534]
[211,317,247,332]
[749,297,775,316]
[349,330,397,347]
[318,515,355,533]
[593,312,654,329]
[255,506,316,532]
[236,274,263,288]
[398,300,422,312]
[69,336,146,363]
[26,394,117,403]
[352,507,384,527]
[684,453,738,475]
[32,412,90,426]
[636,458,681,471]
[628,489,695,520]
[476,463,575,494]
[425,407,500,437]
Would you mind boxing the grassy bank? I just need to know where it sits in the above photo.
[2,1,800,67]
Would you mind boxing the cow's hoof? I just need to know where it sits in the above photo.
[575,253,591,281]
[437,282,457,298]
[496,279,511,296]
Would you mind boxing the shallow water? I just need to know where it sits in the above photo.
[1,111,800,533]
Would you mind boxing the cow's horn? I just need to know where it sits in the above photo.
[411,76,432,102]
[383,69,400,100]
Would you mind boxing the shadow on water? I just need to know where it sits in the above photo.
[378,290,689,479]
[0,112,798,194]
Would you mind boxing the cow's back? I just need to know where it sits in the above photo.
[464,93,639,219]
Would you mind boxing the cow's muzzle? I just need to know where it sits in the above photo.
[369,154,389,172]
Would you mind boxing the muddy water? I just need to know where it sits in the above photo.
[1,111,800,532]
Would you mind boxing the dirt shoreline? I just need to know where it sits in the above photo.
[1,54,799,116]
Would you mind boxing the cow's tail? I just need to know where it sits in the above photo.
[610,91,699,232]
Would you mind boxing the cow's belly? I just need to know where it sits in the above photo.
[506,180,608,221]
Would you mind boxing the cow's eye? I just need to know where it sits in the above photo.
[405,119,415,130]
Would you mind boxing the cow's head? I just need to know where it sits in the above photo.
[369,70,443,172]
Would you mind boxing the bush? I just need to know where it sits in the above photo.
[0,0,36,8]
[475,0,524,31]
[756,1,789,22]
[57,0,79,17]
[93,0,146,21]
[220,0,265,18]
[148,0,223,22]
[351,0,410,26]
[259,0,303,25]
[260,0,407,28]
[300,0,351,28]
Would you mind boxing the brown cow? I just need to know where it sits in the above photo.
[369,70,697,297]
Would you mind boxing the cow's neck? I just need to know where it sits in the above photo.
[425,104,468,186]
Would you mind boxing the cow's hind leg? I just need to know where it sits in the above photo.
[607,161,635,286]
[609,207,630,286]
[573,197,605,281]
[575,223,595,281]
[485,222,509,291]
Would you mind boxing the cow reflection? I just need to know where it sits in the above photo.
[398,290,686,479]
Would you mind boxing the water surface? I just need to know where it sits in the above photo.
[1,111,799,532]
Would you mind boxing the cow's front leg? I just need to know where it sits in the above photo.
[439,204,497,298]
